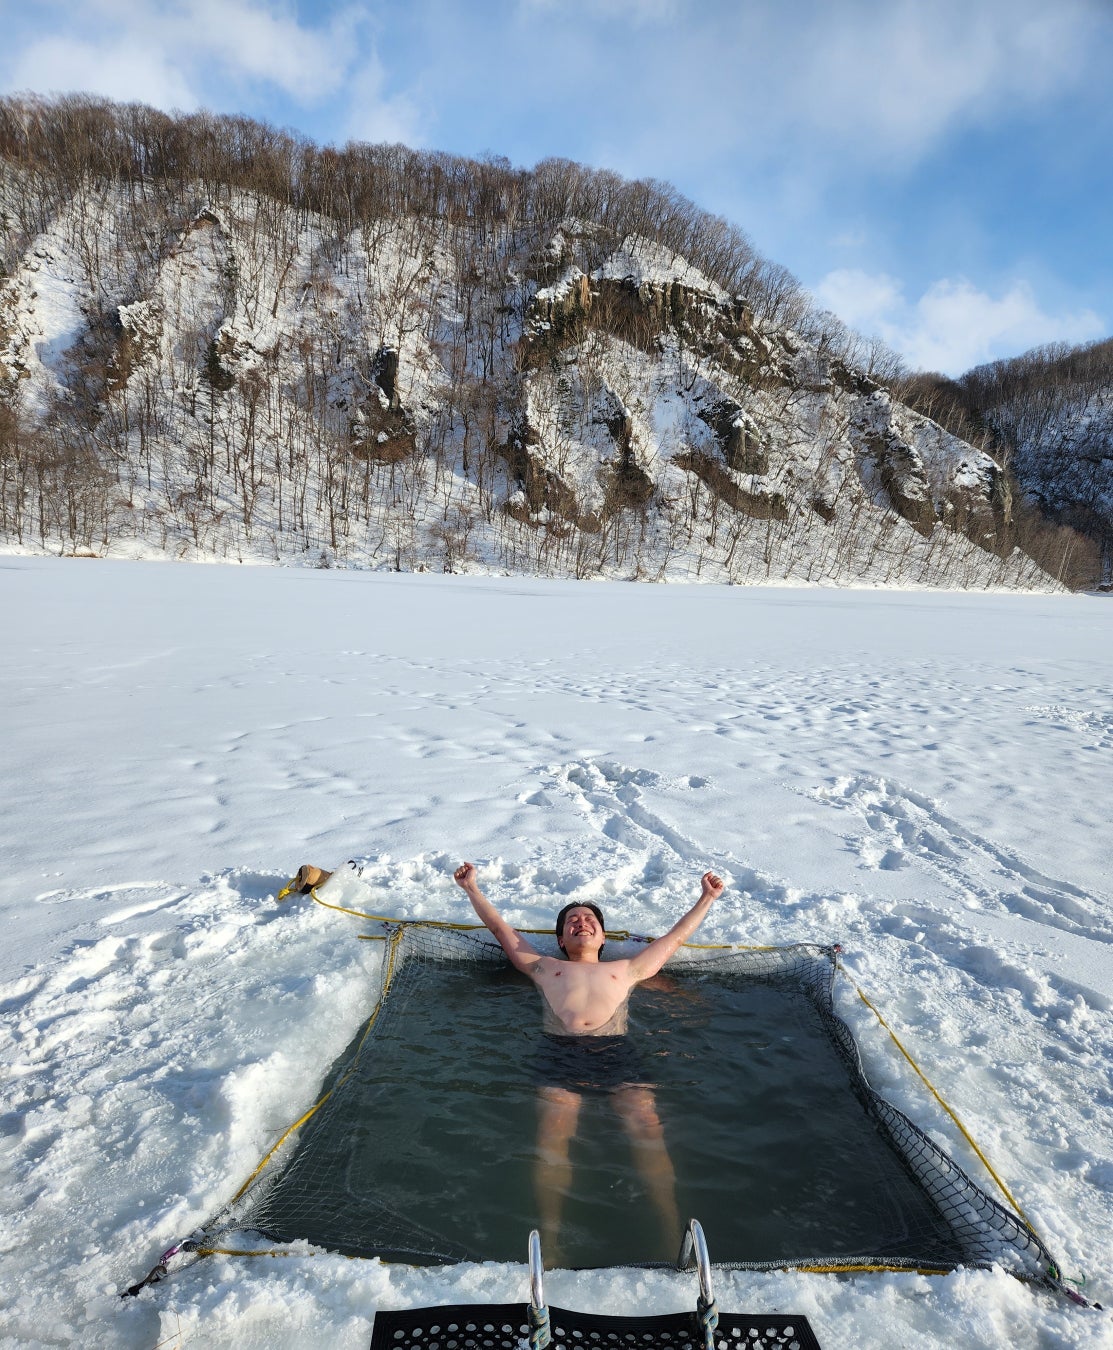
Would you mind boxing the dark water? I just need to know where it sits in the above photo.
[251,962,963,1268]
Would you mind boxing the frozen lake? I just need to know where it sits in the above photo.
[1,558,1110,1347]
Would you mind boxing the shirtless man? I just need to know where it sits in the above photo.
[453,861,724,1262]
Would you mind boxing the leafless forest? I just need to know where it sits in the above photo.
[0,95,1105,588]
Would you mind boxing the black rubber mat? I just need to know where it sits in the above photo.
[369,1301,822,1349]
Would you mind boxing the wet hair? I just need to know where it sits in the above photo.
[555,901,606,952]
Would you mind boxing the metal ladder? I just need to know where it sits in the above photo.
[527,1219,719,1350]
[368,1220,822,1349]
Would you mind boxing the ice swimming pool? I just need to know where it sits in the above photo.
[246,956,964,1268]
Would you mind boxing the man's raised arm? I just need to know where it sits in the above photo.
[628,871,725,981]
[454,862,542,974]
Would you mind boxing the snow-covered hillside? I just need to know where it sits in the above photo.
[1,101,1092,588]
[896,342,1113,586]
[1,558,1110,1348]
[997,383,1113,560]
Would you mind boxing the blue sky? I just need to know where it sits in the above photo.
[3,0,1111,376]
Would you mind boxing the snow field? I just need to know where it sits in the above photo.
[0,558,1110,1347]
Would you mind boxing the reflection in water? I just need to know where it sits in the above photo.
[254,963,963,1268]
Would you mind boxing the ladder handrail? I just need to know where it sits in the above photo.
[677,1217,715,1305]
[528,1228,545,1311]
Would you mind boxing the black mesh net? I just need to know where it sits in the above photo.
[204,924,1057,1283]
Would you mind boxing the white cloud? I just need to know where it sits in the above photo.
[780,1,1090,160]
[815,269,904,332]
[516,0,680,22]
[813,268,1105,375]
[558,0,1111,184]
[174,0,351,101]
[342,55,428,148]
[5,0,1108,175]
[3,0,373,114]
[8,34,199,109]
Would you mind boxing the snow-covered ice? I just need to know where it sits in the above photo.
[0,558,1110,1348]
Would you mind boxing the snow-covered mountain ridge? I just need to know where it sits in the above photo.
[0,97,1099,587]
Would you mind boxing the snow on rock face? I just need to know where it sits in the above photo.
[849,391,1005,546]
[592,233,729,303]
[516,259,1022,573]
[144,208,235,399]
[0,233,91,411]
[695,394,769,475]
[0,188,1072,588]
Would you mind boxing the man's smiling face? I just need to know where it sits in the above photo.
[556,904,605,957]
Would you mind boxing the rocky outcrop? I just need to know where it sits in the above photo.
[593,386,654,513]
[941,456,1011,554]
[849,391,1008,548]
[523,271,594,361]
[350,345,417,462]
[523,232,769,383]
[696,396,768,475]
[514,239,1027,561]
[673,450,788,521]
[856,427,936,536]
[503,419,596,531]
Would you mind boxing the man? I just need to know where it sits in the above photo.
[453,861,724,1263]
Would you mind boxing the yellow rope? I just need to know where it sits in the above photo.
[852,982,1039,1237]
[197,1247,955,1278]
[229,1098,329,1205]
[274,864,802,958]
[308,889,389,922]
[355,931,751,948]
[789,1262,951,1276]
[289,874,1039,1244]
[196,1246,413,1266]
[227,885,806,1217]
[302,885,763,950]
[196,1246,305,1259]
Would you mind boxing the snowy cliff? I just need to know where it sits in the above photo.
[0,105,1098,587]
